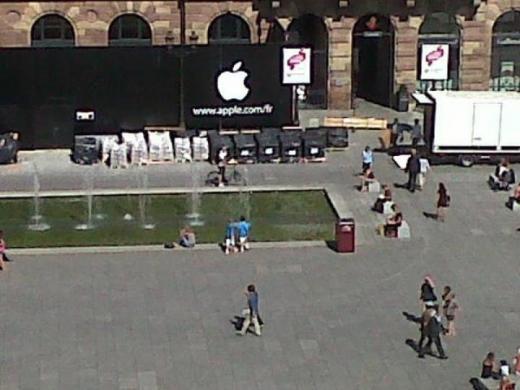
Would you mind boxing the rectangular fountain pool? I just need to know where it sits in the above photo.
[0,191,336,248]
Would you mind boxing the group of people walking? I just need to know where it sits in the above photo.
[224,216,251,255]
[416,275,460,360]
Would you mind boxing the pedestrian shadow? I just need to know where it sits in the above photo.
[393,182,408,190]
[469,377,486,390]
[423,212,438,220]
[230,316,245,331]
[405,338,419,353]
[402,311,422,323]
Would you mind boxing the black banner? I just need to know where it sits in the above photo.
[0,47,181,148]
[183,44,292,129]
[0,44,292,149]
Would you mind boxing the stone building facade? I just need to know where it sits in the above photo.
[0,0,519,110]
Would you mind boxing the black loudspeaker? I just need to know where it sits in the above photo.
[234,134,257,164]
[279,132,302,163]
[73,136,100,165]
[255,130,280,163]
[302,131,326,160]
[323,127,349,148]
[208,131,234,164]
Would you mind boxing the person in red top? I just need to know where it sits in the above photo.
[0,230,12,271]
[436,183,450,222]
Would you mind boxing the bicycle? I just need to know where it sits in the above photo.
[205,164,246,187]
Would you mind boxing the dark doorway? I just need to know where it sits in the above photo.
[352,14,394,107]
[491,11,520,91]
[266,20,285,44]
[288,14,328,109]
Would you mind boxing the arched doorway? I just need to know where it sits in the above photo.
[31,14,75,47]
[109,14,152,46]
[491,11,520,91]
[352,14,394,107]
[287,14,328,109]
[266,19,285,43]
[208,13,251,44]
[417,13,461,92]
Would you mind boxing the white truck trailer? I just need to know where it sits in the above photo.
[413,90,520,166]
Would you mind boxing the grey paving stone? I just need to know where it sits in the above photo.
[3,127,520,390]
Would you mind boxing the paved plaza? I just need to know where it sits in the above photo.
[1,106,520,389]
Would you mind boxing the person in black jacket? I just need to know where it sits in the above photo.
[418,305,448,359]
[406,149,421,193]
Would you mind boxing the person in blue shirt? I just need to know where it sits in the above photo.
[238,216,251,252]
[237,284,262,336]
[224,219,238,255]
[362,146,373,173]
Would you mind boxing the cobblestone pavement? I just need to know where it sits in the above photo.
[1,103,520,389]
[1,233,519,390]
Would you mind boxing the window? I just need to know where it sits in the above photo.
[109,14,152,46]
[491,11,520,91]
[31,14,75,47]
[417,13,461,92]
[208,13,251,44]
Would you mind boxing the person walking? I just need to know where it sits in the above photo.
[418,305,448,359]
[217,146,228,187]
[418,156,431,190]
[411,119,422,147]
[224,220,237,255]
[417,303,435,357]
[238,216,251,253]
[442,286,460,336]
[0,230,12,271]
[237,284,262,336]
[361,146,373,173]
[390,118,399,147]
[419,275,437,311]
[406,149,421,193]
[436,183,451,222]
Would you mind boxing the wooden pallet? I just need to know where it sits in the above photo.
[324,117,387,130]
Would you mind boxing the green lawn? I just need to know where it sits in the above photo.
[0,191,336,248]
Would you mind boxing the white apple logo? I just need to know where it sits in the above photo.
[216,61,250,102]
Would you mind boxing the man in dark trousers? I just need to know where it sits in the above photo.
[406,148,421,193]
[418,304,448,359]
[411,119,422,147]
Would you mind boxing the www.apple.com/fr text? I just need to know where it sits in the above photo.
[192,104,274,117]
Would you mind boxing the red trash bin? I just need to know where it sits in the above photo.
[335,218,355,253]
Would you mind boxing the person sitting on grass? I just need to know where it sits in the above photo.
[359,167,376,192]
[372,185,392,213]
[377,204,403,238]
[179,226,196,248]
